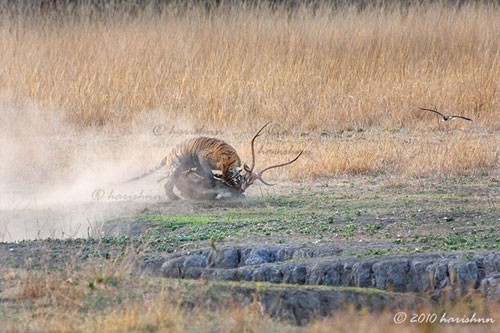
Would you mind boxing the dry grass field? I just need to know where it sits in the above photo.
[1,1,499,332]
[1,0,498,183]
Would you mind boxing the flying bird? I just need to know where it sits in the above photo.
[418,108,472,121]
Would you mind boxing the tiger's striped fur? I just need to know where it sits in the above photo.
[128,137,243,200]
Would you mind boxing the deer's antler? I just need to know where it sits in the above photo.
[252,151,303,186]
[242,122,302,190]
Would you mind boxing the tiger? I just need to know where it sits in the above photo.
[127,137,243,200]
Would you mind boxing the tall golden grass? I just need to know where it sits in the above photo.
[0,1,498,179]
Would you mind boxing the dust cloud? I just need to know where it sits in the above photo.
[0,94,191,241]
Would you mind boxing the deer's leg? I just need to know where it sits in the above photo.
[163,166,181,201]
[197,158,216,188]
[178,169,219,200]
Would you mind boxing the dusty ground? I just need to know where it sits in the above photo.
[3,174,498,249]
[2,176,499,271]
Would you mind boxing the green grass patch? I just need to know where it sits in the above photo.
[97,177,500,255]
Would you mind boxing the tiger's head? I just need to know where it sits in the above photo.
[225,166,243,187]
[217,165,243,189]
